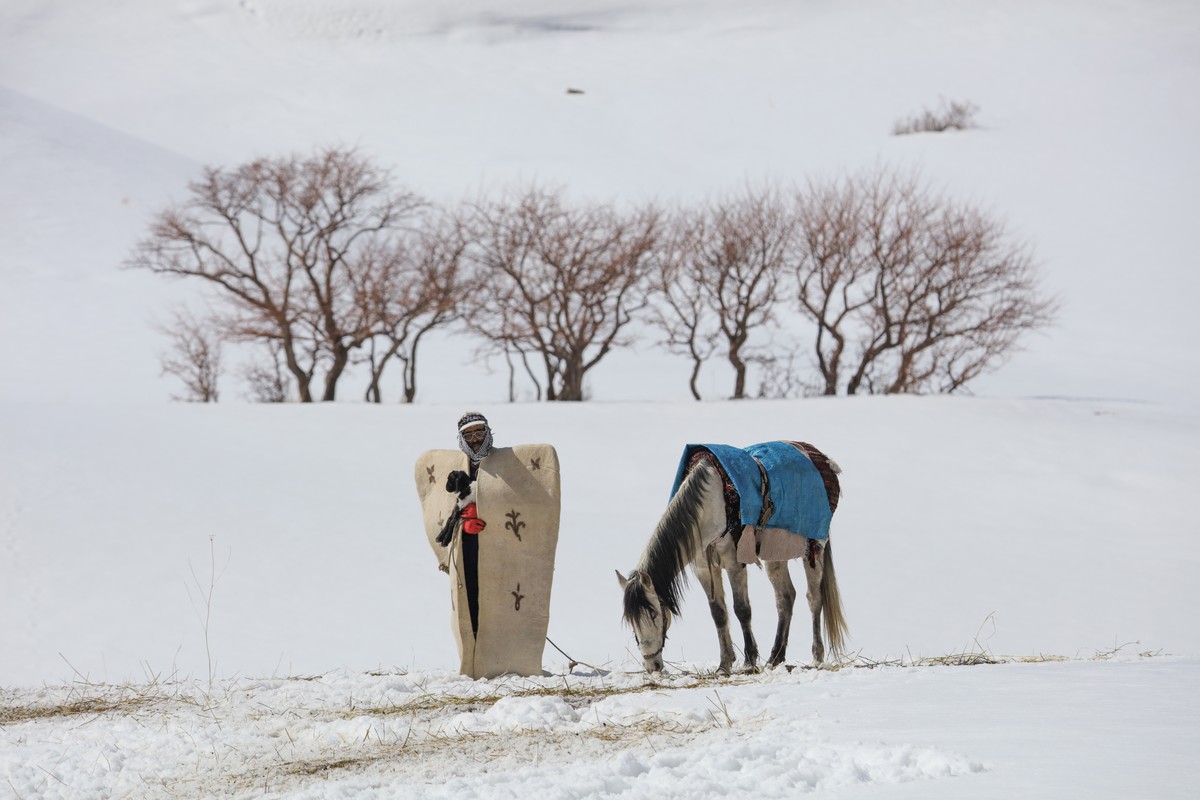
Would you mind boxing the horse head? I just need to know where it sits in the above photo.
[616,569,671,672]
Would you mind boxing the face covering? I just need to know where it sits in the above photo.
[458,427,493,464]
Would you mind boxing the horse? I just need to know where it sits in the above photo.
[616,443,847,674]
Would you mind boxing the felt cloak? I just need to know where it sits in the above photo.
[414,444,561,679]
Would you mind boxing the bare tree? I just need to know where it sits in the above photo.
[648,188,792,399]
[699,188,794,399]
[792,176,875,395]
[243,340,290,403]
[128,147,424,402]
[646,215,719,401]
[158,308,222,402]
[358,210,468,403]
[500,343,545,402]
[753,349,806,399]
[467,186,660,401]
[793,168,1058,395]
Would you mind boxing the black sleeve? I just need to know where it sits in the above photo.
[435,508,461,547]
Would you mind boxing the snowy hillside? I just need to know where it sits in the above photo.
[2,1,1199,797]
[1,0,1198,404]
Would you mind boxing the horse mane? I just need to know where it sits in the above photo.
[630,458,716,619]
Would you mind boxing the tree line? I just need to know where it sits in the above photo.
[128,147,1057,403]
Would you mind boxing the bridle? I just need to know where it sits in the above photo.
[626,569,669,665]
[635,608,668,663]
[639,633,666,663]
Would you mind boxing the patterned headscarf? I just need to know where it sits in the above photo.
[457,411,493,464]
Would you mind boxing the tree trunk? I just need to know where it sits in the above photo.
[729,347,748,400]
[402,326,436,404]
[364,338,385,403]
[558,359,585,401]
[322,347,350,401]
[281,338,313,403]
[688,357,703,401]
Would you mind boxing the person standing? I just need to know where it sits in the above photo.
[453,412,492,635]
[414,412,562,678]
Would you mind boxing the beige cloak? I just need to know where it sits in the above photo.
[414,444,560,679]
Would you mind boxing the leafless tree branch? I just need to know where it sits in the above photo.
[128,147,426,402]
[157,308,223,402]
[465,186,660,401]
[791,167,1058,395]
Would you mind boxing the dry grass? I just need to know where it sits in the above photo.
[1,697,141,724]
[289,756,366,777]
[0,686,177,725]
[831,644,1076,669]
[2,641,1163,730]
[340,673,732,719]
[280,714,715,780]
[835,646,1147,669]
[825,612,1076,668]
[268,674,749,783]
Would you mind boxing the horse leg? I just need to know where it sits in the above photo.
[695,543,737,675]
[764,560,796,668]
[802,538,827,665]
[725,560,760,672]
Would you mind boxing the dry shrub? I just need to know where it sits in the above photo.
[893,98,979,135]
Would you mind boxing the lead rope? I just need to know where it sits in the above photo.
[545,636,612,675]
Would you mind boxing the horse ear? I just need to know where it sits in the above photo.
[615,570,628,589]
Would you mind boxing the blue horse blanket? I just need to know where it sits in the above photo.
[669,442,832,541]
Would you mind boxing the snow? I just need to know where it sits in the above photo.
[2,0,1199,797]
[2,0,1198,406]
[3,659,1197,798]
[3,398,1198,797]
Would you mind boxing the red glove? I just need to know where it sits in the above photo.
[461,503,486,535]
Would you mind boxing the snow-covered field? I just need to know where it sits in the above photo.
[5,658,1197,799]
[4,398,1198,798]
[3,0,1199,797]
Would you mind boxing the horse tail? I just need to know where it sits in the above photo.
[821,539,849,659]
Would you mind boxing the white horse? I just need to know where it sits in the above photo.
[616,444,847,674]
